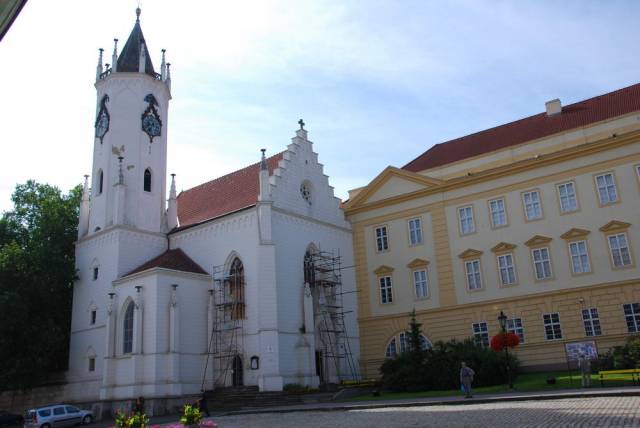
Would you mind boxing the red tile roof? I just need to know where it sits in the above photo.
[403,83,640,173]
[124,248,208,277]
[175,152,284,230]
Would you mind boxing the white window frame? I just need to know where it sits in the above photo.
[608,233,632,268]
[385,333,431,358]
[623,303,640,333]
[522,190,542,221]
[557,181,578,213]
[569,240,591,274]
[375,226,389,252]
[497,253,517,286]
[543,312,563,340]
[532,247,553,280]
[385,337,397,358]
[413,269,429,299]
[458,206,475,235]
[472,322,489,347]
[582,307,602,337]
[379,276,393,304]
[506,318,525,343]
[465,259,483,290]
[407,218,423,246]
[594,172,618,205]
[488,198,507,228]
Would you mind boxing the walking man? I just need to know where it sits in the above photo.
[578,354,591,387]
[460,361,475,398]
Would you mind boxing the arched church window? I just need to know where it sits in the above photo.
[228,258,245,320]
[123,301,134,354]
[98,170,104,195]
[304,251,316,285]
[143,168,152,192]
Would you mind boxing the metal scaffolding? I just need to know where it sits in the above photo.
[203,261,245,389]
[305,249,359,383]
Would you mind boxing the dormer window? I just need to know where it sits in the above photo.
[144,168,152,192]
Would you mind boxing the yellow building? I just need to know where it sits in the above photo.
[344,84,640,376]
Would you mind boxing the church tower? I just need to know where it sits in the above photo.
[83,7,171,235]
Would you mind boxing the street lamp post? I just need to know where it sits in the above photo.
[498,310,514,389]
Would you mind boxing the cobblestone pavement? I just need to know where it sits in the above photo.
[208,397,640,427]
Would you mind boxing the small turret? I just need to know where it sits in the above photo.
[111,39,118,72]
[258,149,270,201]
[95,48,104,81]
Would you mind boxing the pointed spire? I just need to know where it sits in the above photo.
[78,175,90,239]
[117,156,124,184]
[258,149,271,202]
[166,62,171,90]
[260,148,267,170]
[167,173,178,230]
[96,48,104,81]
[161,49,167,80]
[82,174,90,200]
[116,8,156,75]
[111,39,118,72]
[138,40,147,73]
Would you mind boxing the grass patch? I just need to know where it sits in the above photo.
[343,371,638,402]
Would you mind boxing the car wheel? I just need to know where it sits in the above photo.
[82,416,92,425]
[41,423,51,428]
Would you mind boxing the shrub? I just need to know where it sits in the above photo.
[283,383,316,394]
[179,404,203,426]
[608,335,640,369]
[379,314,519,392]
[114,410,149,428]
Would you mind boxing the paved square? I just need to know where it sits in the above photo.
[210,397,640,427]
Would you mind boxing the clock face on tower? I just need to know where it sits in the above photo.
[94,95,110,143]
[141,94,162,142]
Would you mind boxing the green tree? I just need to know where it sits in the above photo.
[407,309,423,356]
[0,180,81,390]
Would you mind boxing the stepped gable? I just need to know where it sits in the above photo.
[124,248,207,277]
[175,152,284,230]
[403,83,640,172]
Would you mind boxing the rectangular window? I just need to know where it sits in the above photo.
[88,357,96,372]
[506,318,525,343]
[398,332,409,354]
[543,312,563,340]
[623,303,640,333]
[569,240,591,274]
[375,226,389,252]
[532,247,553,280]
[557,182,578,213]
[608,233,632,267]
[413,269,429,298]
[522,190,542,221]
[408,218,423,245]
[595,173,618,205]
[458,206,475,235]
[497,254,517,285]
[93,267,99,281]
[489,198,507,228]
[379,276,393,304]
[582,308,602,337]
[465,260,482,290]
[90,310,97,325]
[472,322,489,347]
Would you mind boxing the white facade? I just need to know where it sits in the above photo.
[67,11,359,411]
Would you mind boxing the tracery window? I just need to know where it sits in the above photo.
[123,301,134,354]
[227,258,245,320]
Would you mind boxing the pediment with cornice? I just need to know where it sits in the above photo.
[560,228,591,240]
[599,220,631,233]
[374,265,395,275]
[524,235,553,247]
[490,242,517,253]
[406,258,430,269]
[458,248,483,259]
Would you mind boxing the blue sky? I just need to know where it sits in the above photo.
[0,0,638,212]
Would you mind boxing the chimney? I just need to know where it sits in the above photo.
[545,99,562,116]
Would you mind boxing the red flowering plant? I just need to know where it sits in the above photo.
[490,332,520,352]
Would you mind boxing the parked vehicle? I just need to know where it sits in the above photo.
[24,405,92,428]
[0,410,24,427]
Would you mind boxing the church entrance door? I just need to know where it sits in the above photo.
[232,355,243,387]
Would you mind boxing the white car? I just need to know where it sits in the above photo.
[24,405,93,428]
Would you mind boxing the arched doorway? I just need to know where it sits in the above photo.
[232,355,243,387]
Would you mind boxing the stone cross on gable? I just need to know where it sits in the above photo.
[298,119,305,130]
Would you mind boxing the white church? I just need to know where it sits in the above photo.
[66,9,359,412]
